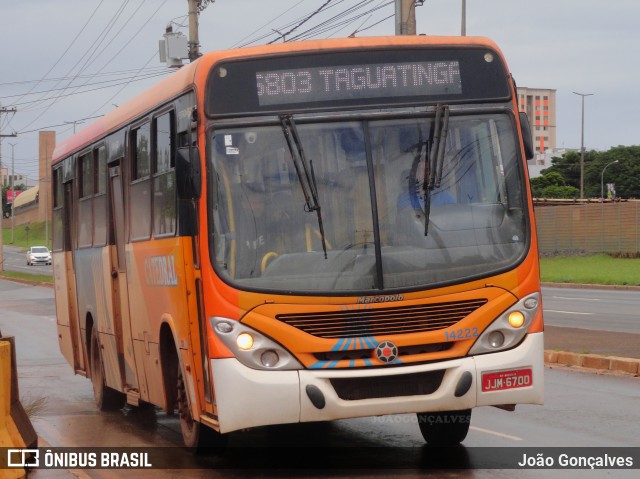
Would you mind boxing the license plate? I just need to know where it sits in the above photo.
[482,368,533,392]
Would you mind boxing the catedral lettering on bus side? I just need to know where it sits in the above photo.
[144,255,178,287]
[51,36,542,450]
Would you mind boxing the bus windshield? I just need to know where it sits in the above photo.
[209,112,527,293]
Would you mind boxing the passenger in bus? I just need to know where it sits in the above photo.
[235,133,309,278]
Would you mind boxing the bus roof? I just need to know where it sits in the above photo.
[52,35,504,164]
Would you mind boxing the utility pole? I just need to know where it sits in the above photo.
[187,0,202,61]
[9,143,17,244]
[573,92,593,199]
[461,0,466,36]
[0,106,18,273]
[395,0,417,35]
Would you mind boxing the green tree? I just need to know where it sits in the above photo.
[538,147,640,199]
[540,150,584,190]
[584,146,640,198]
[539,185,580,199]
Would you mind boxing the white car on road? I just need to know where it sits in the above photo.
[26,246,52,266]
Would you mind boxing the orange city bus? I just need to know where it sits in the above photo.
[51,35,542,448]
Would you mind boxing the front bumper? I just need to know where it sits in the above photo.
[29,257,51,264]
[212,332,543,433]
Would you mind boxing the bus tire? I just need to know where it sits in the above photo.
[417,409,471,446]
[176,362,226,451]
[89,327,125,411]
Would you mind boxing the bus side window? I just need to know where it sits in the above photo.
[130,122,152,241]
[77,151,94,248]
[93,146,108,246]
[153,111,176,237]
[52,167,64,252]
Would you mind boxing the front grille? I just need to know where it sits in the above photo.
[313,342,454,362]
[330,370,446,400]
[277,299,487,338]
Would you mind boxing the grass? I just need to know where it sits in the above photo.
[539,254,640,286]
[1,220,51,250]
[1,221,54,283]
[0,270,54,284]
[21,394,48,419]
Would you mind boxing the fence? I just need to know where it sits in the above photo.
[535,200,640,255]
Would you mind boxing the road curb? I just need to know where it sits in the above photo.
[545,349,640,375]
[0,275,53,288]
[542,282,640,291]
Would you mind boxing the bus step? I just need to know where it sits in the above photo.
[126,389,141,406]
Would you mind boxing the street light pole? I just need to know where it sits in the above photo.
[573,91,593,199]
[601,160,619,200]
[9,142,17,243]
[461,0,466,36]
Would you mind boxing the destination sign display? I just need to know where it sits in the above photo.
[255,61,462,106]
[207,47,510,116]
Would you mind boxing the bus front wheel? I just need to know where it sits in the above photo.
[417,409,471,446]
[176,363,226,451]
[89,327,125,411]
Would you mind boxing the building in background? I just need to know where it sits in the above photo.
[1,167,26,188]
[5,131,55,227]
[517,87,557,177]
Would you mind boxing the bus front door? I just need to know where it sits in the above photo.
[108,163,142,402]
[55,181,83,372]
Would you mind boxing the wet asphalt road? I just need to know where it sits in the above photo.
[1,245,53,276]
[1,279,639,478]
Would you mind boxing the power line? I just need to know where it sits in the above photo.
[9,0,107,108]
[12,71,168,112]
[229,0,307,48]
[0,66,168,87]
[86,50,163,119]
[0,69,168,102]
[17,115,104,135]
[286,0,393,42]
[16,0,170,133]
[267,0,334,44]
[17,0,134,127]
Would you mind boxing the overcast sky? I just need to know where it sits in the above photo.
[1,0,639,184]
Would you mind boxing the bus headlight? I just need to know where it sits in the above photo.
[236,333,254,350]
[508,311,525,328]
[468,292,540,355]
[211,317,303,371]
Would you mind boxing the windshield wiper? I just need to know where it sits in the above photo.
[423,104,450,236]
[279,114,328,259]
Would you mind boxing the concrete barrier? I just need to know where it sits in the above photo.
[545,349,640,375]
[0,335,38,478]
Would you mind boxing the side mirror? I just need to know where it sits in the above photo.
[176,146,202,200]
[519,112,534,160]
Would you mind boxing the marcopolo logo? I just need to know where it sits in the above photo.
[375,340,398,364]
